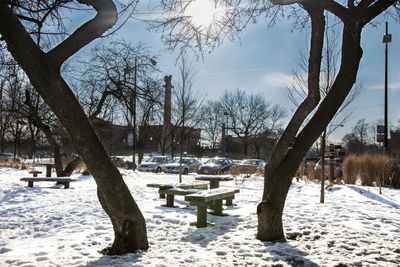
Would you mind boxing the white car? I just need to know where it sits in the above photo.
[163,158,202,175]
[136,156,173,173]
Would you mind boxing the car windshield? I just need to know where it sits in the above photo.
[172,158,190,164]
[205,158,225,165]
[146,157,165,163]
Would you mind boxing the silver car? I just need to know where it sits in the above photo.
[164,157,202,175]
[136,156,173,173]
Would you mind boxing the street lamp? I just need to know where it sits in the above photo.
[383,21,391,154]
[222,111,229,154]
[125,56,157,164]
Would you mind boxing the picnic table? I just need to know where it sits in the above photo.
[185,188,240,227]
[39,162,55,177]
[195,175,233,189]
[147,182,208,198]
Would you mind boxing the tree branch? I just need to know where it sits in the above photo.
[48,0,118,68]
[319,0,347,21]
[363,0,397,25]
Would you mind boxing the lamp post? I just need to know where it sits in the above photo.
[125,56,157,165]
[223,111,229,155]
[383,21,391,154]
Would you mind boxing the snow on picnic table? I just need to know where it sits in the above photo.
[0,167,399,267]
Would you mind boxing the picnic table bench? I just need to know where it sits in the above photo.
[185,188,240,228]
[147,182,208,198]
[163,187,199,207]
[20,177,76,189]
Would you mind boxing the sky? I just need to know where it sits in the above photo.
[76,1,400,143]
[1,166,399,266]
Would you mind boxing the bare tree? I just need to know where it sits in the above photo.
[342,119,380,154]
[155,0,400,242]
[220,89,285,156]
[200,100,223,150]
[0,0,148,254]
[76,40,163,162]
[172,56,205,181]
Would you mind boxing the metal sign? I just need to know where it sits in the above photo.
[127,133,134,146]
[377,134,384,143]
[377,125,385,134]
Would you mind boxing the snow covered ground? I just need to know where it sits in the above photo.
[0,167,399,267]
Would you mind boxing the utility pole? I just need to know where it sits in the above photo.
[383,21,391,154]
[133,57,137,164]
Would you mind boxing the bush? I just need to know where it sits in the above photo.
[359,154,376,186]
[391,164,400,189]
[305,162,318,181]
[0,160,27,169]
[342,153,395,189]
[343,155,358,184]
[374,155,392,188]
[228,165,261,177]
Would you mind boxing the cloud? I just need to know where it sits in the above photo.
[198,68,267,76]
[366,82,400,91]
[262,72,297,89]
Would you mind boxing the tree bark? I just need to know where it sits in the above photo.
[0,0,148,254]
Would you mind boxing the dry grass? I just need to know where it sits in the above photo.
[61,154,86,173]
[305,162,318,181]
[391,164,400,189]
[359,154,375,186]
[0,160,27,170]
[342,154,394,190]
[343,155,358,184]
[229,165,260,177]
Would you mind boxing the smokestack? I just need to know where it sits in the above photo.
[163,75,172,127]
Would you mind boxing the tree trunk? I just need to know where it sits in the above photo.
[257,10,363,241]
[0,0,148,254]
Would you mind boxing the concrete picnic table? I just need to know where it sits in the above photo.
[38,162,55,177]
[195,175,234,189]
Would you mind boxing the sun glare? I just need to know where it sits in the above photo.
[185,0,217,29]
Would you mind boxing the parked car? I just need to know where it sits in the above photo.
[136,156,173,173]
[197,157,236,175]
[164,157,202,174]
[0,153,18,162]
[236,159,266,173]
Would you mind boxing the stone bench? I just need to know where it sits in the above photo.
[184,188,240,228]
[20,177,76,189]
[147,182,208,198]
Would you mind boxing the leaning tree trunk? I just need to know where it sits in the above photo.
[257,8,363,241]
[0,0,148,254]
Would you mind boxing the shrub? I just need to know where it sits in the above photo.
[305,162,318,181]
[343,155,358,184]
[374,155,392,189]
[391,164,400,189]
[228,165,240,176]
[0,160,27,169]
[359,154,376,186]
